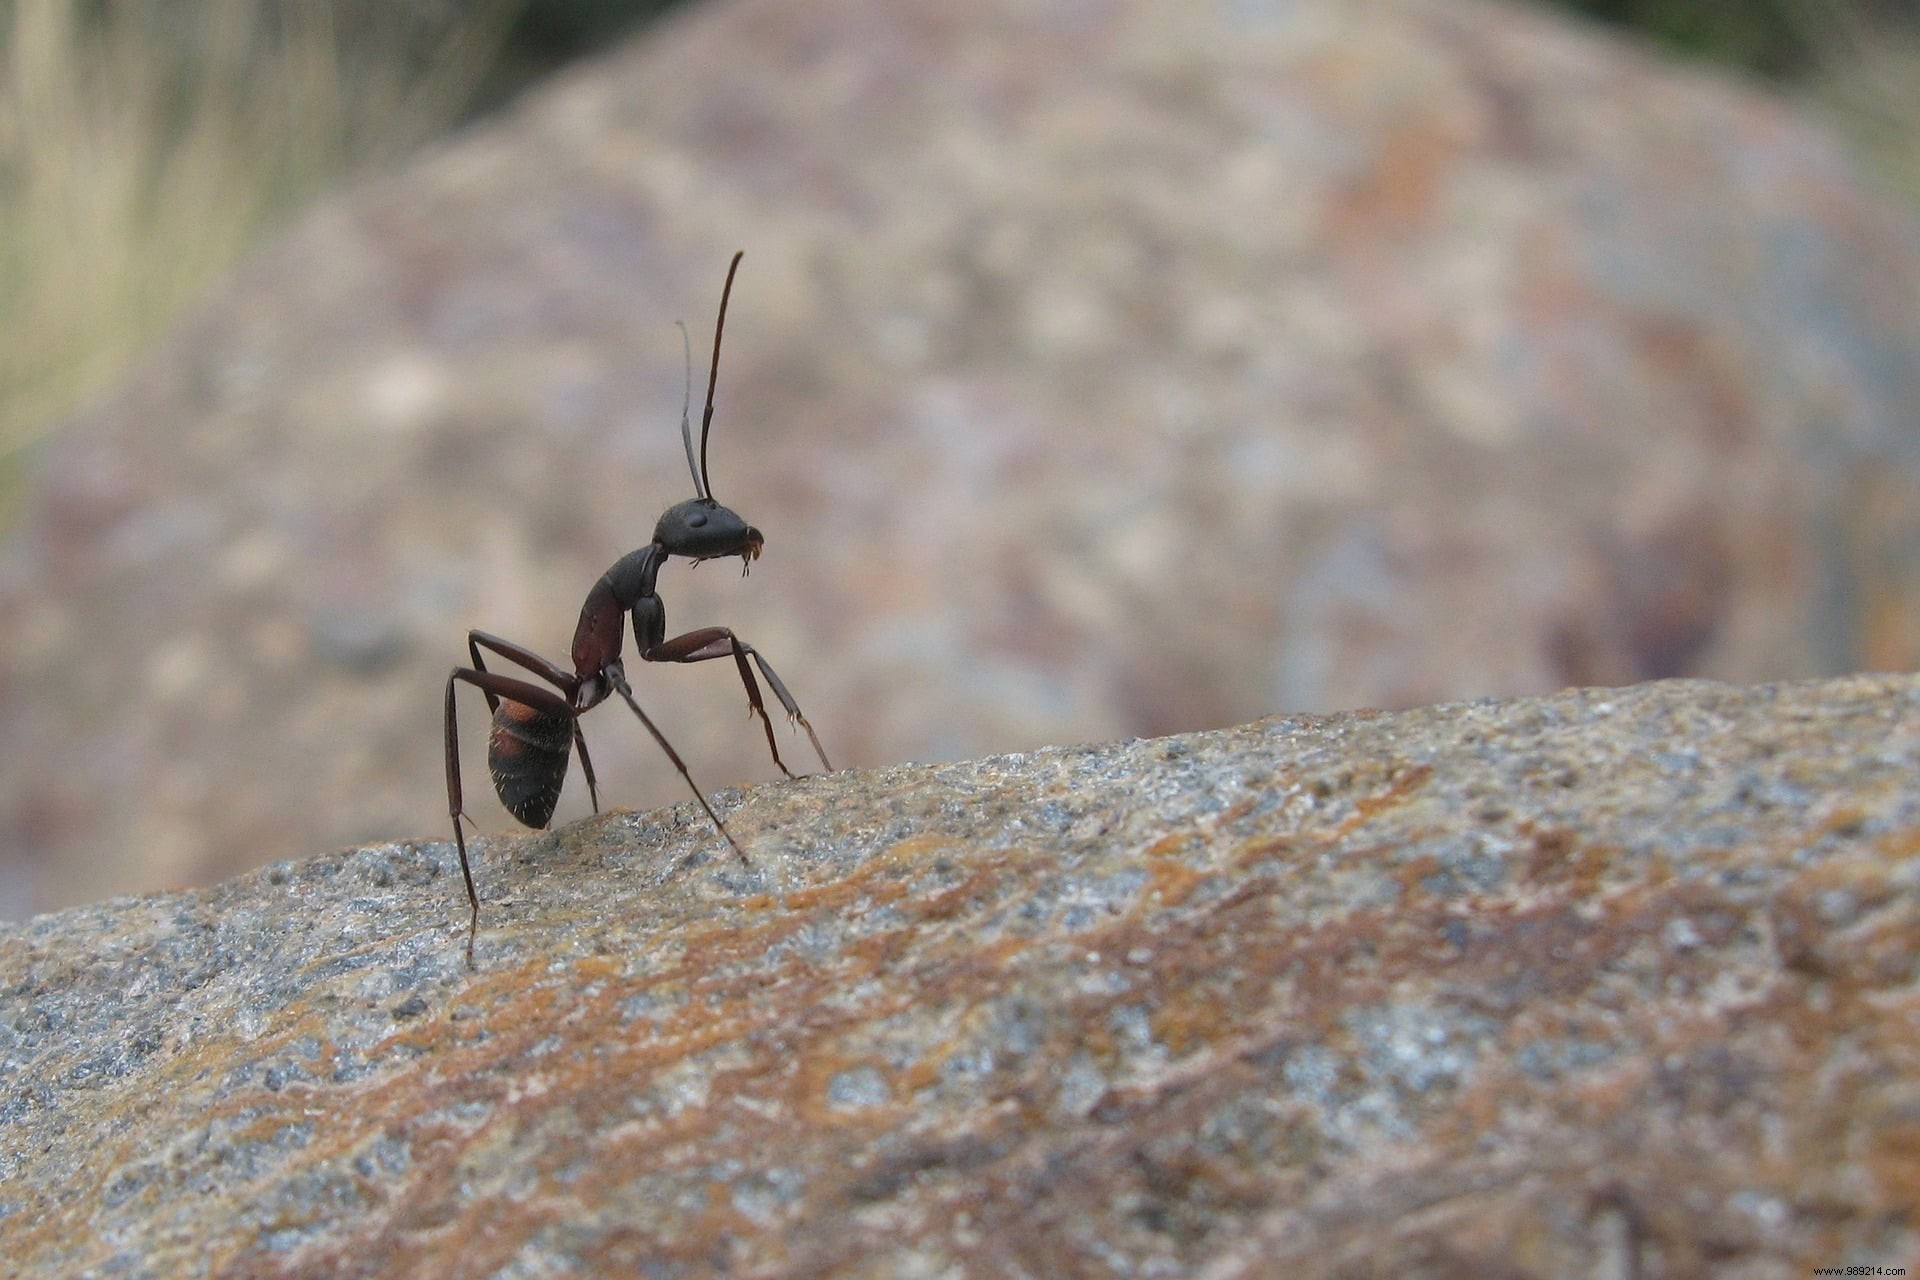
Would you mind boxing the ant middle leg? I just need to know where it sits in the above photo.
[605,672,751,868]
[643,627,832,774]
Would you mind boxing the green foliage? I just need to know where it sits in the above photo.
[1794,1,1920,207]
[478,0,685,113]
[1547,0,1813,77]
[1543,0,1920,206]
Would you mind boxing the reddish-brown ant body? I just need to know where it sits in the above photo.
[443,253,829,961]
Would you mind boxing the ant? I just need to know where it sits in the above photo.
[443,252,830,963]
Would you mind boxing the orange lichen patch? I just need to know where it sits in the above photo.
[1458,961,1920,1265]
[1305,762,1436,847]
[916,862,1011,922]
[891,1050,947,1099]
[1516,824,1619,896]
[1390,852,1445,898]
[1140,831,1196,860]
[1227,832,1308,877]
[1873,822,1920,862]
[1818,803,1874,838]
[791,1052,901,1123]
[881,833,971,866]
[1326,103,1461,237]
[1356,761,1433,817]
[1862,1107,1920,1207]
[767,835,959,915]
[1143,987,1258,1061]
[1143,848,1212,909]
[1773,852,1920,994]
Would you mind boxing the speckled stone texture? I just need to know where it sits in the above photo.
[4,0,1920,917]
[2,673,1916,1277]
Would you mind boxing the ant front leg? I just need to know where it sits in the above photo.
[572,725,601,814]
[604,671,753,869]
[643,627,833,775]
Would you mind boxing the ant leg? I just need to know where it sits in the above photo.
[574,725,601,813]
[607,673,752,868]
[644,627,832,774]
[445,671,484,967]
[468,631,582,711]
[446,664,583,965]
[742,647,833,772]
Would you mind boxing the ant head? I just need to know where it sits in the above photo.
[659,253,763,572]
[654,497,762,568]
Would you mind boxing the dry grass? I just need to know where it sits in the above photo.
[0,0,517,509]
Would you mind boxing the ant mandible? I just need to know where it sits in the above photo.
[443,252,831,962]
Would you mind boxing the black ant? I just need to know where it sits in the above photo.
[443,252,830,962]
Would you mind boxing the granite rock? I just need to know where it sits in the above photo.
[3,0,1920,914]
[2,673,1917,1277]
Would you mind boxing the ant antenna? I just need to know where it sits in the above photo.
[699,250,745,504]
[675,320,703,499]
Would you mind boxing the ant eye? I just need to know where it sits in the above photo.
[685,510,707,528]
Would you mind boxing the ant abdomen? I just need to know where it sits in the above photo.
[488,699,573,828]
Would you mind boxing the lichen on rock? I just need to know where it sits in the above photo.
[3,673,1917,1277]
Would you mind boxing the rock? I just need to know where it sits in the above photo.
[4,0,1920,915]
[2,673,1917,1276]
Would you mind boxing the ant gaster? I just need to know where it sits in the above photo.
[443,252,830,963]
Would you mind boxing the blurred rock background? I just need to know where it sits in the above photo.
[1,0,1918,917]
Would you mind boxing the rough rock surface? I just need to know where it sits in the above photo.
[4,0,1920,916]
[3,673,1917,1277]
